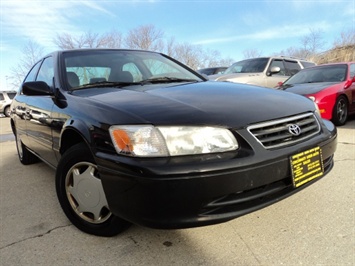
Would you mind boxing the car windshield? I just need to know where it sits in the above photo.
[63,50,202,90]
[284,64,347,85]
[223,58,269,74]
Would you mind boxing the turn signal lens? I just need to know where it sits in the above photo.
[109,125,168,157]
[111,129,133,153]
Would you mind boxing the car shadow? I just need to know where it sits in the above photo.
[341,114,355,129]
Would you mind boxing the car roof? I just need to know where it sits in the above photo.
[0,90,17,93]
[55,48,159,54]
[301,62,354,69]
[233,56,313,63]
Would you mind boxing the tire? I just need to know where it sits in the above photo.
[332,96,348,126]
[15,130,39,165]
[4,106,11,117]
[55,143,131,237]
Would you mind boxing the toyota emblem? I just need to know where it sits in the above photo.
[288,124,301,136]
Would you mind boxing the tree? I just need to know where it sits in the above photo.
[333,28,355,47]
[243,48,262,59]
[124,25,164,51]
[53,30,122,49]
[277,28,325,60]
[12,25,235,86]
[9,41,44,89]
[299,28,325,58]
[198,49,234,68]
[173,42,203,69]
[313,28,355,63]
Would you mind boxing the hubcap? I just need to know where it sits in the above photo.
[65,162,111,224]
[337,99,347,123]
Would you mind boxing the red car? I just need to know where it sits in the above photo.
[278,62,355,126]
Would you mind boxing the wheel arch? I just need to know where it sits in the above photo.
[10,118,16,135]
[3,104,11,115]
[334,93,350,113]
[59,121,92,156]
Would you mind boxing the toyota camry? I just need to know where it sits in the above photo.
[10,49,337,236]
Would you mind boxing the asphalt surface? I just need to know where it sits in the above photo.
[0,116,354,265]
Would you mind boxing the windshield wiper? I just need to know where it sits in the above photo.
[139,77,198,85]
[70,81,138,91]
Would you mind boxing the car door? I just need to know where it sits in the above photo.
[25,56,57,166]
[12,60,42,149]
[265,59,288,88]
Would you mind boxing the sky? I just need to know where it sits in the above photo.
[1,0,354,91]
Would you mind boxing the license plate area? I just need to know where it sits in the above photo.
[290,147,324,188]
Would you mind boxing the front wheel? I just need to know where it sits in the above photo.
[55,143,131,237]
[332,96,348,126]
[4,106,11,117]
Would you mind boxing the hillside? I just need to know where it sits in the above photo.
[312,45,355,64]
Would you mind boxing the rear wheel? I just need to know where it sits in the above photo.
[56,143,131,237]
[332,96,348,126]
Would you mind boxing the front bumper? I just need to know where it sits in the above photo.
[96,121,337,229]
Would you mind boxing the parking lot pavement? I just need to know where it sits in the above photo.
[0,117,354,265]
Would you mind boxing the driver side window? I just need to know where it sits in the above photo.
[269,59,286,76]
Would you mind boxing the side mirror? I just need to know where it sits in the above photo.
[22,81,53,96]
[267,66,281,76]
[344,76,355,89]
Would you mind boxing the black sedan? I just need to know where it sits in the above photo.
[10,49,337,236]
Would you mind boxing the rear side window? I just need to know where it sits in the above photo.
[284,60,301,76]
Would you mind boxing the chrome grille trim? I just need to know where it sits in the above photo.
[247,113,320,149]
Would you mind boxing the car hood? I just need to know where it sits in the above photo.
[71,81,315,128]
[210,73,261,81]
[283,82,340,95]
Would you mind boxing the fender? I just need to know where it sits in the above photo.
[57,118,92,158]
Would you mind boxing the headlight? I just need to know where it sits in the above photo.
[308,96,316,101]
[109,125,238,157]
[308,97,321,116]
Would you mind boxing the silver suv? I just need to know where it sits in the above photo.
[0,91,17,117]
[210,56,315,88]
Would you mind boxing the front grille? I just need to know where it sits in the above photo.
[200,179,292,216]
[247,113,320,149]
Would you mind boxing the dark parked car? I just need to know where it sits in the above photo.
[10,49,337,236]
[197,67,228,75]
[278,62,355,126]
